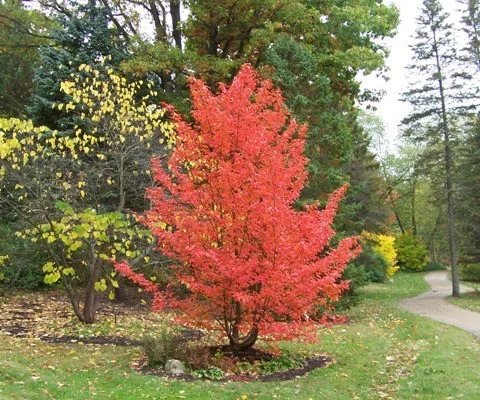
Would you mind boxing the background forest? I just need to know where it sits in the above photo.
[0,0,479,326]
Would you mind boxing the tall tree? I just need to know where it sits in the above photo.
[402,0,464,296]
[264,35,355,203]
[28,1,129,129]
[0,0,52,117]
[341,114,391,235]
[457,115,480,259]
[458,0,480,71]
[456,1,480,263]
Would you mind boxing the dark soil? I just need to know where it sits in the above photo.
[136,354,332,382]
[208,344,275,363]
[40,335,142,346]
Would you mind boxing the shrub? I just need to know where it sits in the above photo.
[0,222,46,290]
[142,327,210,370]
[424,261,447,271]
[142,327,184,368]
[459,263,480,282]
[353,246,389,283]
[333,263,370,310]
[191,366,224,380]
[257,353,305,375]
[394,233,428,272]
[361,232,399,280]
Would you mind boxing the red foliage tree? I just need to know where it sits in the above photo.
[115,64,361,350]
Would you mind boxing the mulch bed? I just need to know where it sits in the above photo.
[133,354,332,382]
[40,335,142,346]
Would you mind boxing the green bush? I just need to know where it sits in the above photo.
[394,233,428,272]
[258,353,305,374]
[460,263,480,282]
[142,327,184,368]
[191,366,224,380]
[424,261,448,271]
[142,327,210,370]
[354,246,389,283]
[332,263,370,310]
[0,223,47,290]
[329,247,388,312]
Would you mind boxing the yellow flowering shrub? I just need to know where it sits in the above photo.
[361,231,399,279]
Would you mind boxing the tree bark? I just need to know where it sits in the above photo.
[83,263,101,324]
[228,326,259,352]
[114,275,128,302]
[411,177,417,236]
[170,0,182,50]
[432,28,460,297]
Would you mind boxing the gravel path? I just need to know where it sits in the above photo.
[399,271,480,339]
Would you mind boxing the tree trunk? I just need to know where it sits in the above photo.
[114,275,128,302]
[226,302,259,351]
[83,263,102,324]
[170,0,182,50]
[228,327,259,352]
[411,177,417,236]
[432,28,460,297]
[62,274,86,323]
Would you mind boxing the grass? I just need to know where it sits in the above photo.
[1,272,480,400]
[441,272,480,313]
[447,289,480,313]
[443,276,480,313]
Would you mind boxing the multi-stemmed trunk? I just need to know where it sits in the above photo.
[226,302,259,351]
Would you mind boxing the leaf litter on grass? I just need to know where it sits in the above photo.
[0,289,170,344]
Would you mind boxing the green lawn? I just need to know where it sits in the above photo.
[448,290,480,313]
[1,272,480,400]
[445,277,480,313]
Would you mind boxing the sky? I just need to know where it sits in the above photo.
[361,0,465,152]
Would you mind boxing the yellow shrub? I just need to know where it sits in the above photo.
[361,232,399,279]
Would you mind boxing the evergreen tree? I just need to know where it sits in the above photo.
[458,0,480,71]
[457,115,480,259]
[0,0,52,117]
[264,36,354,203]
[402,0,466,296]
[28,1,129,129]
[341,119,391,235]
[456,1,480,260]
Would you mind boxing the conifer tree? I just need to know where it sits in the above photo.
[402,0,463,296]
[458,0,480,71]
[28,1,128,129]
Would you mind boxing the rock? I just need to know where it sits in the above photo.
[164,359,185,375]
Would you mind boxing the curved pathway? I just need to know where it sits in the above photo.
[399,271,480,339]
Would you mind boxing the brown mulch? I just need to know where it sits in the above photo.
[0,289,332,381]
[133,354,332,382]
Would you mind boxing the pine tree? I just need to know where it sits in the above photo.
[0,0,51,117]
[456,1,480,261]
[457,116,480,260]
[28,1,128,129]
[458,0,480,71]
[402,0,463,296]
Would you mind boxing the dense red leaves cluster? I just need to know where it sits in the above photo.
[115,64,360,346]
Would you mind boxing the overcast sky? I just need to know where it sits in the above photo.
[362,0,465,151]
